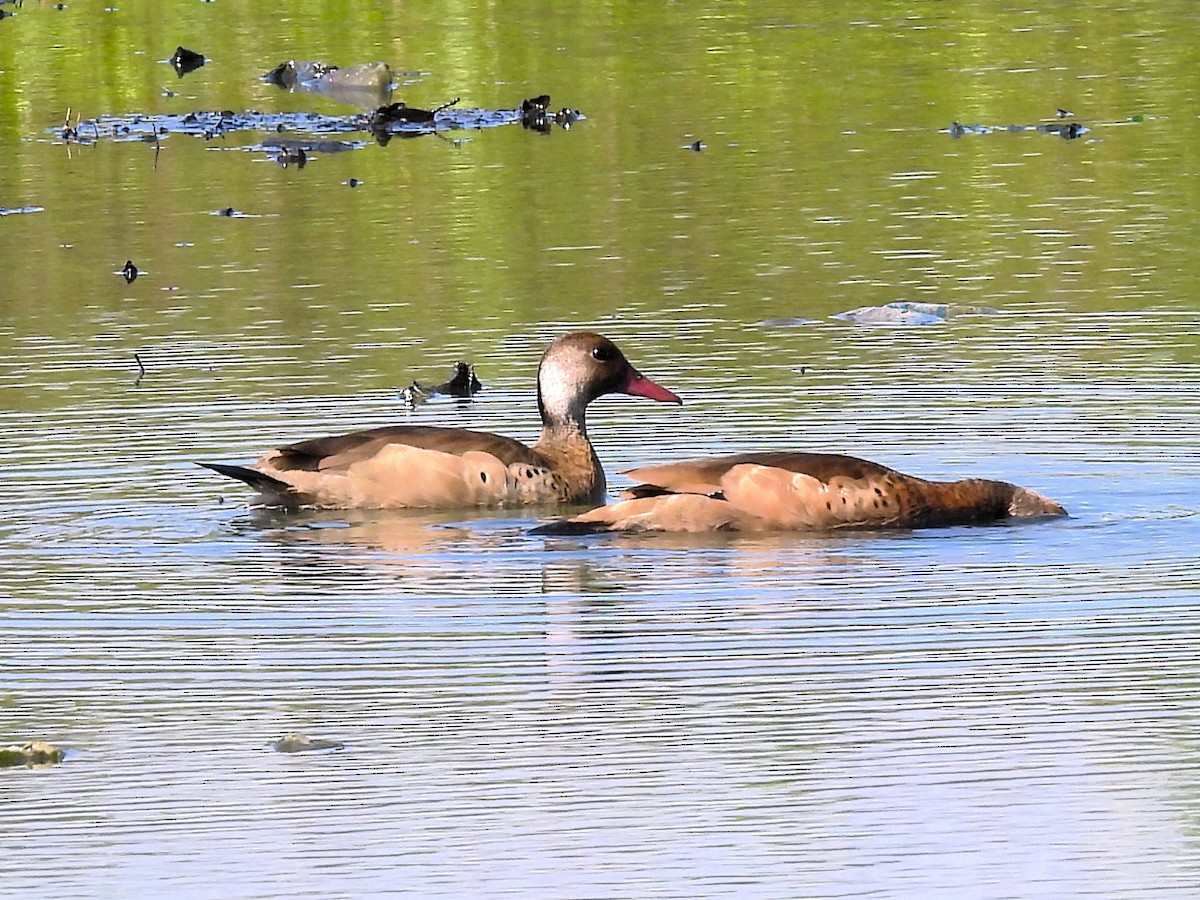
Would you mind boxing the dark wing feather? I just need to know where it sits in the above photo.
[273,425,543,473]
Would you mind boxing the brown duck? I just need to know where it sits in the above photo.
[542,450,1066,533]
[202,332,680,509]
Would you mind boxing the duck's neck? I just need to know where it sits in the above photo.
[533,394,606,503]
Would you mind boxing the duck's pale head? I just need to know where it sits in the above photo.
[537,332,681,430]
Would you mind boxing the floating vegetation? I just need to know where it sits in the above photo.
[0,740,66,768]
[51,94,583,150]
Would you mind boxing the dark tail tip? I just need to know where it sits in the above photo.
[198,462,294,497]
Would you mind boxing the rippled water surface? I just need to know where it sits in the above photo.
[3,1,1200,897]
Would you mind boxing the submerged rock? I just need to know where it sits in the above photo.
[272,733,344,753]
[834,301,998,325]
[264,60,392,109]
[0,740,66,768]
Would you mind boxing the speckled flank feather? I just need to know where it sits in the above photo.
[550,451,1066,533]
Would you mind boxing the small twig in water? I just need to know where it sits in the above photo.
[134,352,146,385]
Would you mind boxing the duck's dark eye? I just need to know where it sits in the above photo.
[591,345,614,362]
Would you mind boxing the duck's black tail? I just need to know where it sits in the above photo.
[199,462,299,503]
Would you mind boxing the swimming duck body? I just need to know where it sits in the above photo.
[202,332,680,509]
[545,450,1066,533]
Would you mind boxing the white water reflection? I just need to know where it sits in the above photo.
[5,516,1200,896]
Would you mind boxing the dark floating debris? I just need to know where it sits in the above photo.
[368,97,460,131]
[264,59,338,88]
[686,139,705,151]
[271,145,307,168]
[0,740,66,769]
[403,362,483,407]
[518,95,579,132]
[1045,121,1086,140]
[170,46,206,78]
[521,94,550,112]
[945,119,1090,140]
[1056,108,1074,118]
[216,206,237,216]
[121,259,138,283]
[256,137,362,168]
[271,733,345,753]
[345,178,362,188]
[440,362,483,397]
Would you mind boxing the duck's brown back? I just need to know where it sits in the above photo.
[273,425,543,472]
[249,425,574,509]
[625,451,898,497]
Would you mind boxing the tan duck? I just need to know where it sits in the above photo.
[202,332,680,509]
[541,450,1067,533]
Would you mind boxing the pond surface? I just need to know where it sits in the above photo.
[3,0,1200,896]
